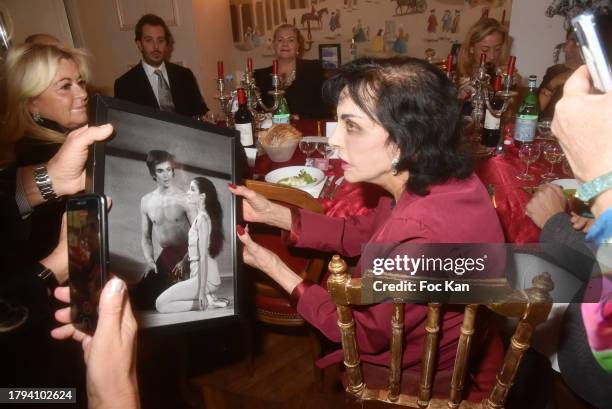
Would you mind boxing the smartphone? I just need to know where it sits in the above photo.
[66,194,109,333]
[572,12,612,92]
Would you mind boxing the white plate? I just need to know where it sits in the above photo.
[551,178,578,190]
[265,166,325,190]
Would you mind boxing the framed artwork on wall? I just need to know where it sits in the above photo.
[89,95,245,331]
[319,43,341,69]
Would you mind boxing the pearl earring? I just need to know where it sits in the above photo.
[391,158,399,176]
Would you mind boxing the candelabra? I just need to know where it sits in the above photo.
[215,61,285,128]
[463,56,518,156]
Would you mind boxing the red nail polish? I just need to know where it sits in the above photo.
[228,183,237,189]
[236,224,245,236]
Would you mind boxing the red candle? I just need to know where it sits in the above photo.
[446,53,453,73]
[480,53,487,65]
[247,57,253,73]
[272,59,278,75]
[217,61,224,79]
[494,75,503,92]
[507,55,516,76]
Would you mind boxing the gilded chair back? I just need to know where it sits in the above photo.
[326,255,554,409]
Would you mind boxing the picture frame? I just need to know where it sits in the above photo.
[319,43,341,70]
[88,95,245,331]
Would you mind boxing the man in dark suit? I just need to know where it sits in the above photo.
[114,14,210,118]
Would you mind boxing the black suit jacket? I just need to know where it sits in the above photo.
[254,59,332,119]
[114,61,209,117]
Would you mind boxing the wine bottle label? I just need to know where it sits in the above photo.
[484,110,501,130]
[514,116,537,142]
[235,122,254,146]
[272,114,290,124]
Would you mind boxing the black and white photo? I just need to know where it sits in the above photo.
[90,95,243,329]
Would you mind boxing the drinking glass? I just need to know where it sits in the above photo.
[541,142,563,180]
[299,138,317,165]
[537,120,553,140]
[562,157,573,177]
[516,143,541,181]
[316,141,336,170]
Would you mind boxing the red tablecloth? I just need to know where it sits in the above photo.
[474,142,563,243]
[253,120,567,244]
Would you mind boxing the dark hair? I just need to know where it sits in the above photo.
[192,177,223,258]
[145,150,174,180]
[135,14,174,47]
[323,57,471,196]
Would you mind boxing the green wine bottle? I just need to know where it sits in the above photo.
[272,94,290,125]
[514,75,539,146]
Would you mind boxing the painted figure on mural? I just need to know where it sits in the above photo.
[393,26,408,54]
[370,28,384,53]
[353,19,367,42]
[452,9,461,33]
[243,26,254,50]
[442,9,453,34]
[427,9,438,33]
[330,12,337,31]
[383,20,396,52]
[252,26,261,48]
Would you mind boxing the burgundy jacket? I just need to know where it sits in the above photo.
[289,174,505,398]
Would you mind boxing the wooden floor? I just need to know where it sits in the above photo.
[188,330,598,409]
[190,327,346,409]
[136,324,595,409]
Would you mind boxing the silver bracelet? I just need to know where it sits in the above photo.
[33,164,58,201]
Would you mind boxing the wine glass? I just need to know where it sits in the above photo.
[541,142,563,181]
[537,120,553,140]
[316,141,336,170]
[516,143,541,181]
[298,138,317,166]
[562,157,573,177]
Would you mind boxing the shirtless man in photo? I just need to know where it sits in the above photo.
[132,150,194,309]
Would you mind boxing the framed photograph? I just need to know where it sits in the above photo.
[89,95,244,331]
[319,43,341,70]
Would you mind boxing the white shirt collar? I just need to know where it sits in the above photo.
[141,60,168,80]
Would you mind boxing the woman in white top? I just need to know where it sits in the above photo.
[155,177,229,312]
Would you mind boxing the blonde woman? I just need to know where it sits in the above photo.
[456,18,514,94]
[2,43,89,166]
[254,24,330,119]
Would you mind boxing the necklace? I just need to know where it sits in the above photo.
[280,70,296,89]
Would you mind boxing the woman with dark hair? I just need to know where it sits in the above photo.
[254,24,330,119]
[155,177,229,312]
[231,57,504,400]
[538,29,583,120]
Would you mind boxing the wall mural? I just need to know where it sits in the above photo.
[229,0,511,73]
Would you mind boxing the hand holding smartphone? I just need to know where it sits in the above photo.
[572,12,612,92]
[67,194,109,333]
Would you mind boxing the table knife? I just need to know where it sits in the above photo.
[329,176,345,199]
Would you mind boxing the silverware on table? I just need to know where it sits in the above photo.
[329,176,345,199]
[320,176,334,199]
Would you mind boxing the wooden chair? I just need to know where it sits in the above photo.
[326,255,554,408]
[244,179,327,384]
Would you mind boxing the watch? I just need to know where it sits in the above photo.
[576,170,612,202]
[33,164,58,201]
[34,262,60,292]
